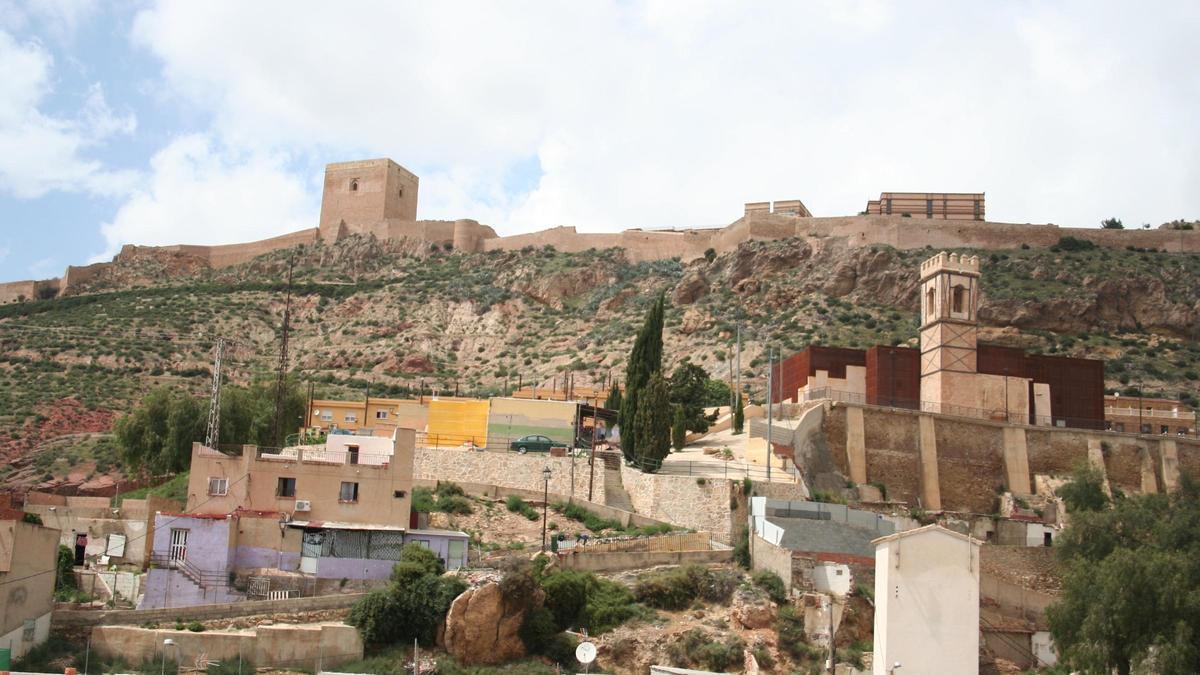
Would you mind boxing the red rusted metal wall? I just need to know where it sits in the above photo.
[773,347,867,403]
[866,346,921,408]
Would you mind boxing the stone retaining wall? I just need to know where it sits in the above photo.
[620,466,738,544]
[90,622,363,670]
[414,448,604,503]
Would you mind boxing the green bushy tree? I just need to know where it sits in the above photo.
[732,392,745,435]
[347,543,466,646]
[1047,477,1200,674]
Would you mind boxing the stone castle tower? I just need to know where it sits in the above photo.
[318,159,420,241]
[919,252,982,413]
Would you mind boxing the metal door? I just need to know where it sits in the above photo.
[169,528,188,564]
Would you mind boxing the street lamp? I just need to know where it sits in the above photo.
[541,466,551,553]
[161,638,177,675]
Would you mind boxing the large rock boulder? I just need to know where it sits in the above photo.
[443,582,535,665]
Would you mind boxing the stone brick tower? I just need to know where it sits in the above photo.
[318,159,419,240]
[918,252,982,413]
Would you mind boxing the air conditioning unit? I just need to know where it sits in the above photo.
[294,500,312,512]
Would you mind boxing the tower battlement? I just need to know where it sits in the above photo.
[920,251,981,281]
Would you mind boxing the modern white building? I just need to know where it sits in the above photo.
[872,525,981,675]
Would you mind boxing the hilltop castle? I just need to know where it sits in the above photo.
[2,157,1198,304]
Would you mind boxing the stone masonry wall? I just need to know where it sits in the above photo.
[620,464,737,544]
[413,448,604,503]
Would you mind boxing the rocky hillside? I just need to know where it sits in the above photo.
[1,234,1198,489]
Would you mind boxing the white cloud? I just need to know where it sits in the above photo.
[0,30,137,199]
[94,134,317,261]
[119,0,1200,242]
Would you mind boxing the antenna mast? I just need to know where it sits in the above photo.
[204,337,226,450]
[271,257,295,447]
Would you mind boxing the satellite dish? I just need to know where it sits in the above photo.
[575,641,597,664]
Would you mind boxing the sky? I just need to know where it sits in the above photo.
[1,1,1198,283]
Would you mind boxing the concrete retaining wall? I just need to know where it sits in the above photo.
[90,622,363,670]
[53,592,366,630]
[413,479,671,530]
[750,533,795,592]
[557,549,731,573]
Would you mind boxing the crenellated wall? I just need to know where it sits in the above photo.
[6,209,1199,305]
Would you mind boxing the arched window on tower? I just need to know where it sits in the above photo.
[952,284,966,314]
[350,179,359,192]
[926,287,936,319]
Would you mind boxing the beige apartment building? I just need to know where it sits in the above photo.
[1105,395,1195,436]
[185,431,415,525]
[866,192,985,220]
[0,517,61,660]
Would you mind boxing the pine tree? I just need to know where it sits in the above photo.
[620,294,665,461]
[732,392,745,435]
[634,372,672,472]
[671,405,687,451]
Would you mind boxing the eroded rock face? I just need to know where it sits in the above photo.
[443,582,534,665]
[673,270,710,305]
[731,597,777,630]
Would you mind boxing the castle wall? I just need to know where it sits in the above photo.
[202,228,321,267]
[819,403,1200,513]
[0,279,38,304]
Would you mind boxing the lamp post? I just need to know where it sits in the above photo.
[541,466,551,553]
[161,638,176,675]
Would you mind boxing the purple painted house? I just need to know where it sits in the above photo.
[138,434,471,608]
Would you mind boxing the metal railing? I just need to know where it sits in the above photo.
[795,387,1199,439]
[414,430,594,454]
[149,554,231,592]
[628,456,792,482]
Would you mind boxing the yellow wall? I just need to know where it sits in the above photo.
[426,399,489,446]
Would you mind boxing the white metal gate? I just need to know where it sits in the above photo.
[169,528,188,564]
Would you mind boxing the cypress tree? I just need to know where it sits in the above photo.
[620,294,665,461]
[634,372,672,472]
[605,383,622,415]
[671,404,687,451]
[733,392,745,435]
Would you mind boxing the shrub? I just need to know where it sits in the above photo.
[733,525,750,569]
[776,605,810,660]
[438,495,474,514]
[518,606,559,653]
[1054,236,1097,252]
[435,482,466,499]
[634,565,737,609]
[348,544,465,646]
[666,629,745,672]
[751,570,787,603]
[542,571,589,630]
[412,487,436,513]
[186,621,205,632]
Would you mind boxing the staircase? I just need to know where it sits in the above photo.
[595,450,635,512]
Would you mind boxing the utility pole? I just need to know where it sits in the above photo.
[766,345,773,482]
[204,338,226,450]
[270,257,295,448]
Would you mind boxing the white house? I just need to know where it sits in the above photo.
[872,525,981,675]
